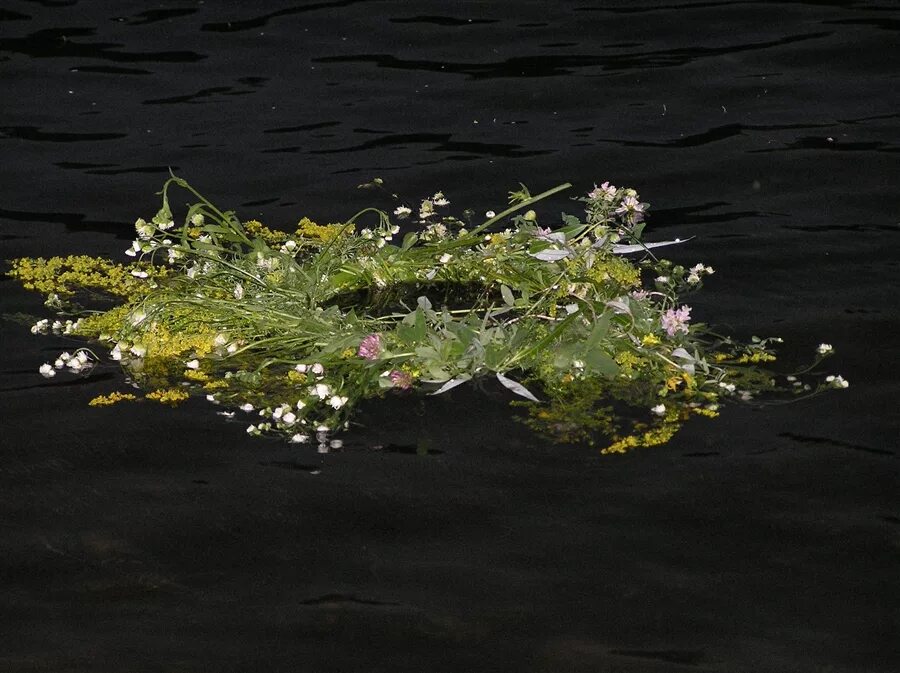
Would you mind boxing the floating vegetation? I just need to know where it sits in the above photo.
[9,175,847,454]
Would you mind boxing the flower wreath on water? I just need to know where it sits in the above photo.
[10,175,847,454]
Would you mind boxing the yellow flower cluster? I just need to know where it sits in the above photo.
[294,217,351,243]
[602,420,681,454]
[243,219,289,245]
[8,256,165,299]
[89,392,137,406]
[145,388,190,406]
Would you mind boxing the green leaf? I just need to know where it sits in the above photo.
[500,284,515,307]
[583,348,619,376]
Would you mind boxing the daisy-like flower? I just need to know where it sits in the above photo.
[239,403,254,412]
[394,206,412,219]
[30,319,49,335]
[130,344,147,358]
[296,399,307,410]
[651,403,666,415]
[185,359,200,370]
[439,253,453,264]
[817,343,833,355]
[358,333,382,360]
[281,411,297,425]
[39,363,56,378]
[389,370,413,390]
[661,305,691,337]
[432,191,450,207]
[131,269,149,279]
[310,363,325,376]
[329,395,349,410]
[630,289,650,300]
[485,210,496,218]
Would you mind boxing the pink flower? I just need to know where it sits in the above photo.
[389,370,412,390]
[588,181,617,202]
[357,333,382,360]
[661,305,691,337]
[615,194,647,221]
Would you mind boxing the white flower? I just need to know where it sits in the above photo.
[131,269,149,279]
[328,395,348,410]
[826,374,849,388]
[290,433,309,444]
[316,424,329,432]
[393,206,412,219]
[205,394,217,403]
[439,253,452,264]
[110,344,123,361]
[651,404,666,415]
[296,399,306,410]
[686,273,700,285]
[817,343,833,355]
[130,344,147,358]
[190,213,205,226]
[213,333,228,347]
[485,210,496,218]
[312,383,331,399]
[39,363,55,378]
[239,403,254,412]
[418,199,435,220]
[130,311,146,326]
[281,411,297,425]
[329,439,344,449]
[246,424,259,435]
[51,320,63,331]
[233,283,244,300]
[310,363,325,375]
[226,343,239,354]
[30,319,49,334]
[432,191,450,207]
[718,382,736,393]
[272,405,285,420]
[185,359,200,370]
[655,276,669,284]
[294,364,308,373]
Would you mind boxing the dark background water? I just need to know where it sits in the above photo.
[1,1,898,671]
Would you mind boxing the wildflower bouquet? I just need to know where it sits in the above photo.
[9,175,846,454]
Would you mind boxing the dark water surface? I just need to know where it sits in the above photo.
[1,1,898,671]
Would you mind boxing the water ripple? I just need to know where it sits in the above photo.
[201,0,371,32]
[313,32,831,78]
[0,27,205,62]
[307,132,552,158]
[0,126,125,143]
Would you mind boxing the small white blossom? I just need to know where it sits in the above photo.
[651,404,666,415]
[296,399,306,410]
[281,411,297,425]
[826,374,849,388]
[328,395,348,410]
[310,363,325,375]
[185,359,200,370]
[30,319,49,334]
[239,403,254,412]
[290,433,309,444]
[205,394,218,403]
[312,383,331,399]
[432,192,450,207]
[233,283,244,300]
[39,363,55,378]
[130,344,147,358]
[393,206,412,219]
[190,213,205,226]
[439,253,452,264]
[131,269,149,279]
[329,439,344,449]
[817,343,833,355]
[485,210,496,218]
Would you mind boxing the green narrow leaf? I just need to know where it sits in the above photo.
[500,284,515,307]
